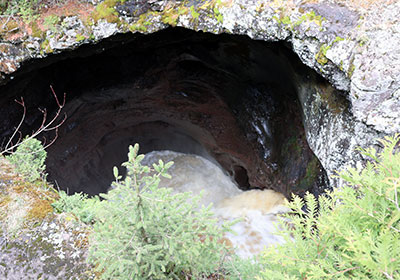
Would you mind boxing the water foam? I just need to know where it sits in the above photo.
[143,150,288,258]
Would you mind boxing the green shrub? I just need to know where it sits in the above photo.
[224,255,263,280]
[52,191,100,224]
[88,144,232,280]
[43,14,61,32]
[1,0,39,22]
[258,135,400,280]
[7,137,47,182]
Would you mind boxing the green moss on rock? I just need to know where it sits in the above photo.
[0,19,19,38]
[294,10,324,27]
[298,157,319,190]
[30,22,45,38]
[91,0,123,24]
[40,39,53,54]
[315,43,331,65]
[75,33,86,42]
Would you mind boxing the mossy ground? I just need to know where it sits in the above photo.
[0,156,95,279]
[0,157,58,227]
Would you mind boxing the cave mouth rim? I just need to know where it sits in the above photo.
[1,27,329,198]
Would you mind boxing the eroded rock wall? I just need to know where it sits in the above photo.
[0,0,399,192]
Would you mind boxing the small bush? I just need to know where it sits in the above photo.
[1,0,39,22]
[224,255,264,280]
[43,14,60,32]
[7,137,47,182]
[52,191,100,224]
[258,135,400,280]
[88,144,232,280]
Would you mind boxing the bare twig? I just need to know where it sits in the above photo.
[328,266,360,277]
[1,15,12,30]
[383,271,394,280]
[0,85,67,155]
[0,15,19,33]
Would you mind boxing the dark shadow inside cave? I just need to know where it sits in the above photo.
[0,27,328,197]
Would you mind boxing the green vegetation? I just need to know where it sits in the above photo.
[258,134,400,280]
[91,0,120,24]
[348,63,356,78]
[294,10,324,27]
[29,21,45,38]
[190,5,200,19]
[40,38,52,54]
[87,144,233,279]
[47,135,400,279]
[3,108,400,280]
[52,190,100,224]
[75,33,86,42]
[7,137,47,182]
[43,14,60,32]
[0,18,19,38]
[316,43,331,65]
[333,36,345,44]
[0,0,40,22]
[160,5,189,27]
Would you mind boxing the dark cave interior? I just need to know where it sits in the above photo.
[0,27,328,197]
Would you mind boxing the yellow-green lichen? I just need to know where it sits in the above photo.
[75,33,85,42]
[273,14,291,27]
[128,10,157,32]
[30,21,45,38]
[27,198,54,220]
[160,5,191,26]
[125,0,225,31]
[332,36,345,44]
[348,63,356,78]
[91,0,124,24]
[129,23,147,32]
[315,43,331,65]
[190,5,200,19]
[213,7,223,23]
[0,157,59,234]
[294,10,324,27]
[273,8,325,32]
[0,195,12,208]
[197,0,226,23]
[339,60,344,71]
[40,39,53,54]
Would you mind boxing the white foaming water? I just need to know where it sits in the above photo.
[143,150,288,258]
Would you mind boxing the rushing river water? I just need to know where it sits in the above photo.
[143,151,288,258]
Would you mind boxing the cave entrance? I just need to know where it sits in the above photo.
[0,27,327,197]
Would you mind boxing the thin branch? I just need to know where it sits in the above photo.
[1,15,19,33]
[383,271,394,280]
[3,97,26,154]
[329,266,360,276]
[1,15,11,30]
[0,86,67,156]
